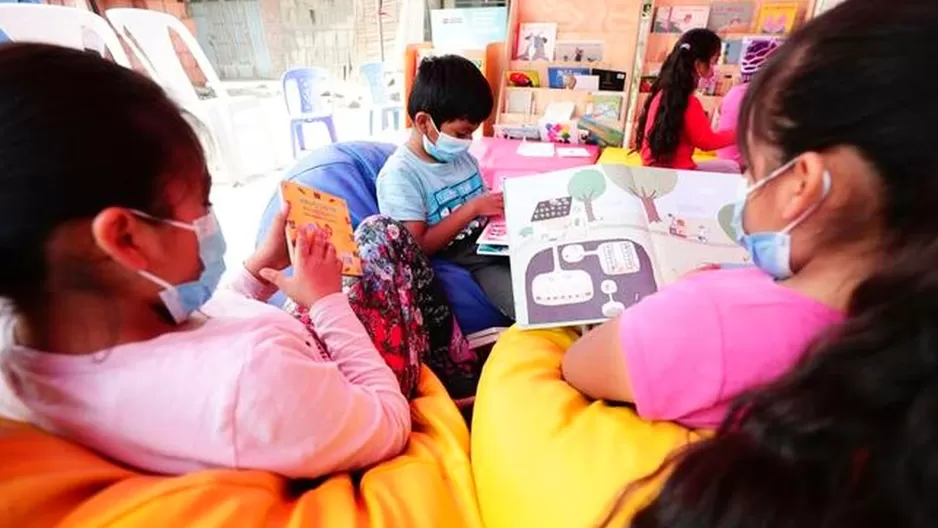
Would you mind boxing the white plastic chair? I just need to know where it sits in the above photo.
[0,4,130,66]
[105,8,285,184]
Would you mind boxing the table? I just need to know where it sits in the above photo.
[470,138,601,189]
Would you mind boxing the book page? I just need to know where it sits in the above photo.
[625,167,748,283]
[281,181,362,276]
[505,165,659,328]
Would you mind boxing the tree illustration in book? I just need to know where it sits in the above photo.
[606,164,678,223]
[567,168,607,222]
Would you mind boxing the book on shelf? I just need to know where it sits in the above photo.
[502,165,747,327]
[505,89,534,114]
[593,68,627,91]
[514,22,557,61]
[707,1,755,33]
[721,38,744,64]
[281,181,362,276]
[589,94,623,122]
[653,6,673,33]
[669,6,711,33]
[573,74,600,91]
[547,66,592,89]
[506,70,540,87]
[755,2,799,35]
[494,123,541,141]
[554,40,604,63]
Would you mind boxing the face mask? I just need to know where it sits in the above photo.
[422,118,472,163]
[133,209,227,323]
[730,158,831,280]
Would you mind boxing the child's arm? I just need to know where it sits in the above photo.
[685,95,737,152]
[231,315,411,478]
[562,276,724,421]
[403,192,502,255]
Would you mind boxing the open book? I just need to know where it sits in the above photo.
[281,181,362,276]
[504,164,749,328]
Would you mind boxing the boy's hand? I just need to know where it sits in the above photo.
[259,226,343,307]
[246,202,291,280]
[471,192,504,217]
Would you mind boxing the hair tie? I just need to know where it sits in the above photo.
[680,43,691,51]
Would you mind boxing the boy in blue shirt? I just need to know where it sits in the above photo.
[376,55,514,319]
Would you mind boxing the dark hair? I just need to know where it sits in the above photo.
[0,43,204,310]
[610,1,938,526]
[407,54,493,125]
[633,29,721,161]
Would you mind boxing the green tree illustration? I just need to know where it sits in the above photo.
[605,165,678,224]
[567,168,607,222]
[717,203,737,240]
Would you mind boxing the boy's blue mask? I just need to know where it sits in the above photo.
[133,209,227,323]
[730,158,831,280]
[423,118,472,163]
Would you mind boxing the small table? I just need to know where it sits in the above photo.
[470,138,601,189]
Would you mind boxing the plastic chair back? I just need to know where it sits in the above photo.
[281,67,330,116]
[360,62,390,105]
[0,4,129,66]
[106,8,226,105]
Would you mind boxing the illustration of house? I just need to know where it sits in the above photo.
[530,197,574,240]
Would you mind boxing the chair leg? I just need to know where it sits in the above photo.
[323,116,338,144]
[290,122,299,159]
[368,109,375,138]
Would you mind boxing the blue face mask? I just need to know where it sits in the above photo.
[134,209,227,323]
[730,158,831,280]
[422,118,472,163]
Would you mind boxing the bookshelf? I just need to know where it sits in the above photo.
[629,0,817,146]
[493,0,647,144]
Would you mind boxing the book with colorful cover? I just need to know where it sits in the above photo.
[653,6,673,32]
[506,70,540,87]
[590,94,623,122]
[281,181,362,276]
[707,1,755,33]
[669,6,711,33]
[721,38,744,64]
[756,2,798,35]
[514,22,557,61]
[503,165,747,327]
[547,66,592,89]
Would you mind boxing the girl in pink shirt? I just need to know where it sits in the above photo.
[0,44,470,479]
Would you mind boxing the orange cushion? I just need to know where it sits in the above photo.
[0,367,481,528]
[472,327,703,527]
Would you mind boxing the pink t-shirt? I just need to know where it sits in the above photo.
[0,268,410,478]
[619,266,842,429]
[716,84,748,164]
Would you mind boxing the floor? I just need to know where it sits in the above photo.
[211,107,409,270]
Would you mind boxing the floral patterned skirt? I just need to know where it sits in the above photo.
[287,216,480,400]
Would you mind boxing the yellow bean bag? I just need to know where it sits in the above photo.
[0,367,481,528]
[472,327,704,527]
[598,147,717,166]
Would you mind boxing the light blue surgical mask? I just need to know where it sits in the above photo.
[133,209,227,323]
[730,158,832,280]
[422,118,472,163]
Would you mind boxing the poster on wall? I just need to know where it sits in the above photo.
[429,7,508,51]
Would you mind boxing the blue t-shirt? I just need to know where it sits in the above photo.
[376,145,487,240]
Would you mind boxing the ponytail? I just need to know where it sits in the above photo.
[633,29,721,162]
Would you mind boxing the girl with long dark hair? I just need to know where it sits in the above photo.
[635,29,738,173]
[601,0,938,525]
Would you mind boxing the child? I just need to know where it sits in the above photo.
[376,55,514,319]
[562,10,899,428]
[635,29,739,173]
[0,43,415,478]
[716,38,781,169]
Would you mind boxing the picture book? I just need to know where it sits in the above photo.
[505,89,534,114]
[554,40,604,63]
[593,68,627,91]
[707,2,754,33]
[506,70,540,87]
[577,116,624,148]
[573,74,600,91]
[669,6,711,33]
[503,165,747,327]
[741,36,786,67]
[548,66,592,89]
[494,123,541,141]
[652,6,673,33]
[639,75,657,93]
[721,38,744,64]
[281,181,362,276]
[589,94,623,122]
[514,22,557,61]
[477,219,509,247]
[756,2,798,35]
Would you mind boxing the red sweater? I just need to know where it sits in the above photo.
[640,93,736,170]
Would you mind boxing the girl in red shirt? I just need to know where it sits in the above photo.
[635,29,738,173]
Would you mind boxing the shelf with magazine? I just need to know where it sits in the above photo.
[492,0,645,147]
[629,0,817,145]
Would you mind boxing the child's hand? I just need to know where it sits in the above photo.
[259,226,343,307]
[472,192,504,217]
[246,202,291,280]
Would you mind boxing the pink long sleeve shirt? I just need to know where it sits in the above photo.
[0,267,411,478]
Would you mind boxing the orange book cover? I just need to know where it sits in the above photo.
[756,2,799,35]
[281,181,362,276]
